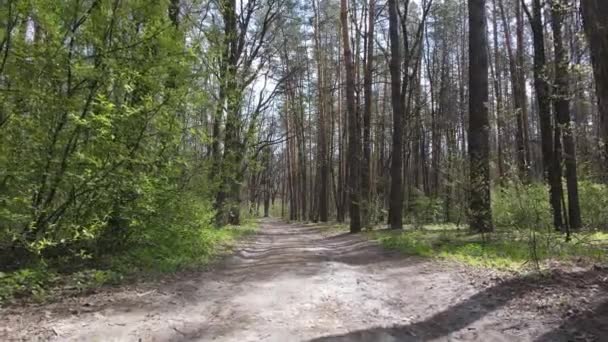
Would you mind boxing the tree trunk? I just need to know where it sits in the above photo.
[467,0,494,232]
[388,0,404,229]
[214,0,239,227]
[525,0,564,230]
[551,0,582,230]
[340,0,361,233]
[362,0,375,227]
[498,0,530,181]
[491,0,506,180]
[580,0,608,172]
[312,0,329,222]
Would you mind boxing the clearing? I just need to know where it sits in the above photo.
[2,219,607,341]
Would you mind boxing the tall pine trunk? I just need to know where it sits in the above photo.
[312,0,329,222]
[468,0,494,232]
[525,0,564,230]
[580,0,608,173]
[551,0,581,230]
[362,0,375,227]
[340,0,362,233]
[498,0,530,181]
[388,0,404,229]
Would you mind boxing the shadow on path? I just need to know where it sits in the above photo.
[308,269,608,342]
[534,299,608,341]
[5,219,607,342]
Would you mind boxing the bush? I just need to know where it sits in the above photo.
[578,181,608,229]
[0,268,56,303]
[492,181,608,230]
[492,182,552,230]
[0,189,257,305]
[406,191,444,228]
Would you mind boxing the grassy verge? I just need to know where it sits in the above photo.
[0,221,258,305]
[370,225,608,271]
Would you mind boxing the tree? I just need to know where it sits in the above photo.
[312,0,330,222]
[498,0,530,181]
[0,0,210,259]
[362,0,375,227]
[523,0,564,230]
[388,0,404,230]
[550,0,581,230]
[467,0,494,232]
[213,0,284,226]
[340,0,362,233]
[580,0,608,171]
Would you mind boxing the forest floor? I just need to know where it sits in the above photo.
[1,219,608,341]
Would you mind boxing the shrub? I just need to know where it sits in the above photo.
[492,182,552,230]
[0,268,56,303]
[406,191,444,228]
[578,181,608,229]
[492,181,608,230]
[0,189,257,304]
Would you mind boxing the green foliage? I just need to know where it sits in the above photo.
[578,181,608,229]
[376,231,434,256]
[0,267,123,304]
[492,181,608,229]
[492,182,552,229]
[66,269,123,294]
[406,192,444,228]
[0,0,212,262]
[373,180,608,271]
[0,215,257,305]
[0,0,259,304]
[112,202,257,274]
[373,227,608,271]
[391,181,608,231]
[0,268,56,303]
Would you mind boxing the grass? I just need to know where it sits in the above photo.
[0,221,258,305]
[369,225,608,271]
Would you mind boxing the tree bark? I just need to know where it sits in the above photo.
[551,0,582,230]
[524,0,564,230]
[362,0,375,227]
[467,0,494,232]
[491,0,506,180]
[312,0,329,222]
[388,0,404,229]
[498,0,530,181]
[214,0,239,226]
[340,0,362,233]
[580,0,608,172]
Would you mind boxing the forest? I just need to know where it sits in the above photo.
[1,0,608,340]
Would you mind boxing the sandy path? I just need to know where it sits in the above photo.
[2,219,607,341]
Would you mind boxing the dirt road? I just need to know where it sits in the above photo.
[2,219,607,341]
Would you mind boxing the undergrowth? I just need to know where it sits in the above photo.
[369,181,608,271]
[0,221,257,305]
[371,227,608,271]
